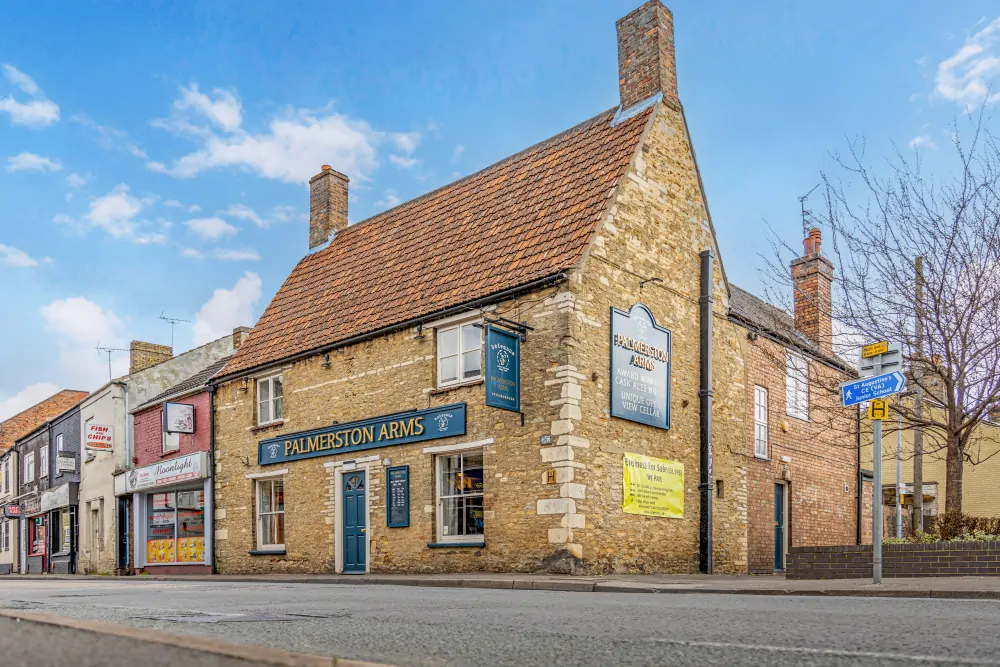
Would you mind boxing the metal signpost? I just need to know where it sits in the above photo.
[843,341,903,584]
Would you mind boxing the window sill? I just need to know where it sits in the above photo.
[161,450,181,458]
[754,454,771,461]
[430,378,484,396]
[785,413,810,423]
[427,541,485,549]
[250,420,286,433]
[248,549,286,556]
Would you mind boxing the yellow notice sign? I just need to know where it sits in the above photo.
[622,452,684,518]
[868,399,890,420]
[862,341,889,358]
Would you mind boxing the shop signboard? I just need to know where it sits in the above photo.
[610,304,671,430]
[124,452,207,493]
[622,452,684,518]
[258,403,467,465]
[386,465,410,528]
[3,503,21,519]
[85,424,114,451]
[19,495,41,516]
[57,454,76,474]
[41,484,72,512]
[485,325,520,413]
[164,402,196,434]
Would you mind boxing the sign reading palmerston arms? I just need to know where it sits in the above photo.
[258,403,467,465]
[485,325,520,413]
[610,304,671,429]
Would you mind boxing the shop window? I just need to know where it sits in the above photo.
[436,450,485,543]
[52,508,72,554]
[436,322,482,387]
[23,452,35,484]
[785,352,809,421]
[29,517,45,556]
[257,375,284,425]
[163,429,180,454]
[256,478,285,550]
[145,488,206,565]
[754,385,769,459]
[40,445,49,478]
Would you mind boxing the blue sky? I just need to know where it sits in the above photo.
[2,1,999,418]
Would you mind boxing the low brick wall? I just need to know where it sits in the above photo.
[787,542,1000,579]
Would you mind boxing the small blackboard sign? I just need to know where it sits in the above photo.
[386,465,409,528]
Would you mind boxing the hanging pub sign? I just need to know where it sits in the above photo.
[386,465,410,528]
[485,325,520,413]
[610,303,671,429]
[258,403,467,465]
[3,503,21,519]
[164,402,196,434]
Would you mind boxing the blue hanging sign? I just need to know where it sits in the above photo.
[258,403,466,465]
[610,304,671,430]
[485,325,521,413]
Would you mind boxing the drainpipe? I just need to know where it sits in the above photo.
[698,249,714,574]
[856,406,863,544]
[208,384,217,575]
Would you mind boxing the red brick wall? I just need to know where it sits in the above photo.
[0,390,88,452]
[744,334,860,573]
[133,391,210,467]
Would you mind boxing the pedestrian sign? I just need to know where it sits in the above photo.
[862,341,889,359]
[841,371,906,407]
[868,399,889,420]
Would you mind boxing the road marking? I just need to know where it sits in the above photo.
[645,637,1000,665]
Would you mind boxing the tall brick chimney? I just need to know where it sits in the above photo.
[129,341,172,374]
[617,0,678,110]
[309,165,349,250]
[232,326,251,350]
[791,227,834,355]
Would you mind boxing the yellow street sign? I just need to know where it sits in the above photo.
[868,399,889,420]
[862,341,889,358]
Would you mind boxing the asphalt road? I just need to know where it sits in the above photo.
[0,579,998,666]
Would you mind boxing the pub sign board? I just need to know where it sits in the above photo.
[386,465,410,528]
[164,402,196,434]
[258,403,467,465]
[610,303,671,430]
[485,325,520,413]
[3,503,21,519]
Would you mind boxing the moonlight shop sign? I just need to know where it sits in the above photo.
[610,303,671,429]
[258,403,467,465]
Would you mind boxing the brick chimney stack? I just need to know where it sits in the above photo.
[616,0,678,110]
[791,227,834,355]
[129,341,172,374]
[309,165,349,250]
[232,326,251,350]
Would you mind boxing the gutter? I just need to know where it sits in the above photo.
[698,249,714,574]
[211,272,568,385]
[208,383,217,575]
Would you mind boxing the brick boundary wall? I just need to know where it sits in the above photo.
[787,542,1000,579]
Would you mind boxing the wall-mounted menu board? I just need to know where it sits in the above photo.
[386,465,409,528]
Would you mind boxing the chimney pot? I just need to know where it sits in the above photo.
[309,166,349,250]
[791,227,834,356]
[616,1,678,110]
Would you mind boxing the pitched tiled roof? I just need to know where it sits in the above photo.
[135,356,233,412]
[221,106,654,377]
[0,389,89,452]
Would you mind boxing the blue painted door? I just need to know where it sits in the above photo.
[343,472,367,573]
[774,483,786,571]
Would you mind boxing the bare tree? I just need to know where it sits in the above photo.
[765,108,1000,515]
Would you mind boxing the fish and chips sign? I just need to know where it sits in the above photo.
[85,424,114,451]
[610,303,672,429]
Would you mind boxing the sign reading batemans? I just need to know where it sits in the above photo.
[610,304,672,429]
[485,325,520,413]
[622,452,684,518]
[85,424,113,451]
[258,404,467,465]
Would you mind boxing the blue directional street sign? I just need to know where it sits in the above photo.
[841,372,906,407]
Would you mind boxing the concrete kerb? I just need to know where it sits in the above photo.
[0,608,390,667]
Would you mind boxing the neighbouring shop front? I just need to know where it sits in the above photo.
[41,483,78,574]
[114,452,212,574]
[19,494,44,574]
[0,503,22,575]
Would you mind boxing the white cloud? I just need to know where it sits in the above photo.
[71,114,146,158]
[173,83,242,132]
[222,203,300,228]
[936,16,1000,107]
[181,247,204,259]
[164,199,202,213]
[376,189,401,209]
[0,244,39,267]
[186,216,237,241]
[389,154,418,169]
[192,272,261,345]
[66,172,88,188]
[390,132,420,154]
[910,135,938,149]
[40,296,128,387]
[6,152,62,173]
[213,248,260,261]
[83,184,168,244]
[222,203,263,226]
[451,144,465,163]
[0,382,61,422]
[0,64,59,128]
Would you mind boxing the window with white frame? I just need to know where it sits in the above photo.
[163,410,180,454]
[23,452,35,484]
[55,433,64,453]
[436,322,482,387]
[754,386,769,458]
[435,450,485,543]
[786,352,809,420]
[39,445,49,478]
[256,478,285,550]
[257,375,284,425]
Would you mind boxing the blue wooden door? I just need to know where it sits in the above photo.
[343,472,367,573]
[774,483,785,571]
